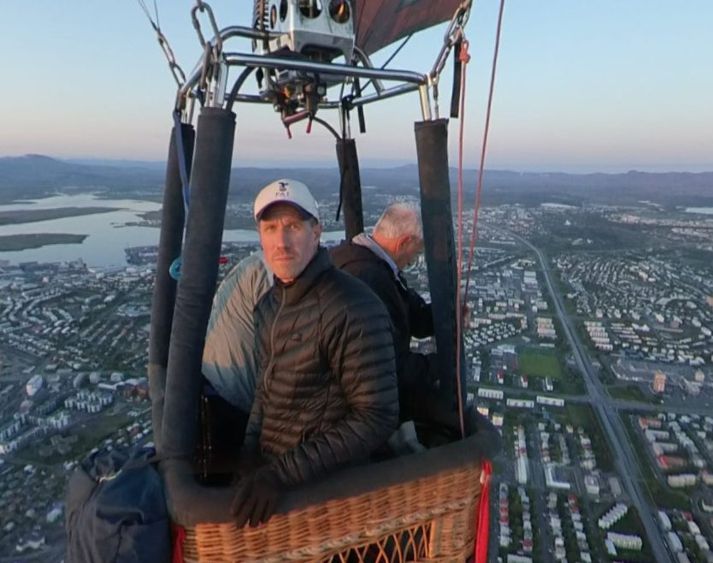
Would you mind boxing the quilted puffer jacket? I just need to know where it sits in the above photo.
[245,247,399,486]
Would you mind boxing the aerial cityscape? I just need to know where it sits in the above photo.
[2,0,712,560]
[0,158,711,562]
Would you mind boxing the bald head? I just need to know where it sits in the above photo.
[372,202,424,270]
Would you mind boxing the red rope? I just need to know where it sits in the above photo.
[464,0,506,299]
[474,460,493,563]
[171,523,186,563]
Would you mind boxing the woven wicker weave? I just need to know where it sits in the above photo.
[182,461,483,562]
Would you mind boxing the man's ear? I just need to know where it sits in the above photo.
[395,234,410,253]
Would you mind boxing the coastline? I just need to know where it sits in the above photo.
[0,207,116,226]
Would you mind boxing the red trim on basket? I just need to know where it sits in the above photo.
[172,523,186,563]
[475,460,493,563]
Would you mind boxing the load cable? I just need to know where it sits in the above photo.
[138,0,193,280]
[359,34,413,95]
[455,39,471,439]
[342,34,413,135]
[463,0,506,297]
[137,0,186,87]
[456,0,506,437]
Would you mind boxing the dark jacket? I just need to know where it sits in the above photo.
[245,247,398,487]
[330,240,435,420]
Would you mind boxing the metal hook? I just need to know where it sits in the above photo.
[191,1,223,53]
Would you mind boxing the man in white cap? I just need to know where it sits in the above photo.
[231,179,399,528]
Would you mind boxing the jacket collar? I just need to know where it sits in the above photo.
[274,246,331,305]
[352,233,399,278]
[351,233,410,292]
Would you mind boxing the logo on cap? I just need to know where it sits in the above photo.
[274,181,290,198]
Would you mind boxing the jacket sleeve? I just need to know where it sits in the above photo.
[271,289,399,486]
[345,265,430,395]
[358,266,410,352]
[406,287,433,338]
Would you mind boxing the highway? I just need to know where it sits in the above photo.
[611,398,713,417]
[486,385,712,418]
[507,231,674,563]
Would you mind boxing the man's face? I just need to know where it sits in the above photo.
[258,203,321,283]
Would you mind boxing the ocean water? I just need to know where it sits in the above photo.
[684,207,713,215]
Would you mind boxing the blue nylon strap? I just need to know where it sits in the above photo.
[171,111,192,279]
[173,111,191,215]
[169,256,182,281]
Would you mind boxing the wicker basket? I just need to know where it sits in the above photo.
[183,462,482,562]
[162,409,500,563]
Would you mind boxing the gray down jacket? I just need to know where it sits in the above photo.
[244,247,399,487]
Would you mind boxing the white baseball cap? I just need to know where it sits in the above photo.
[253,178,320,222]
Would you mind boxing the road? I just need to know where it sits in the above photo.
[491,384,712,418]
[507,230,674,563]
[611,398,712,417]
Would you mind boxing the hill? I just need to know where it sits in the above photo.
[0,155,164,202]
[1,154,712,207]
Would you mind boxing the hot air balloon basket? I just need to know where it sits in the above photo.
[182,461,483,562]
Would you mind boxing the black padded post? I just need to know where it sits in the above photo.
[414,119,466,407]
[149,123,194,452]
[336,138,364,239]
[161,107,236,459]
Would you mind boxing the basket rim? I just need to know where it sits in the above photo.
[162,408,500,526]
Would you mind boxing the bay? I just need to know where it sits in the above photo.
[0,194,343,268]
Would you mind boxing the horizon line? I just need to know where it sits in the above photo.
[3,153,713,176]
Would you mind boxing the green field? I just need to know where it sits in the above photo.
[518,348,563,379]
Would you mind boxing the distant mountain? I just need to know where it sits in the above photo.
[65,158,166,170]
[0,154,165,202]
[1,154,712,207]
[222,165,713,207]
[469,169,713,207]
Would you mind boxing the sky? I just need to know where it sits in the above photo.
[1,1,712,173]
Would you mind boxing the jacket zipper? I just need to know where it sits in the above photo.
[265,285,286,394]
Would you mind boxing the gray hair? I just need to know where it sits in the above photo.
[373,201,423,239]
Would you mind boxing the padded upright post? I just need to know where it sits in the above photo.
[336,138,364,239]
[414,119,465,407]
[161,107,236,459]
[148,122,194,452]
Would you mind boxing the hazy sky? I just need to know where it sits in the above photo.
[1,1,712,173]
